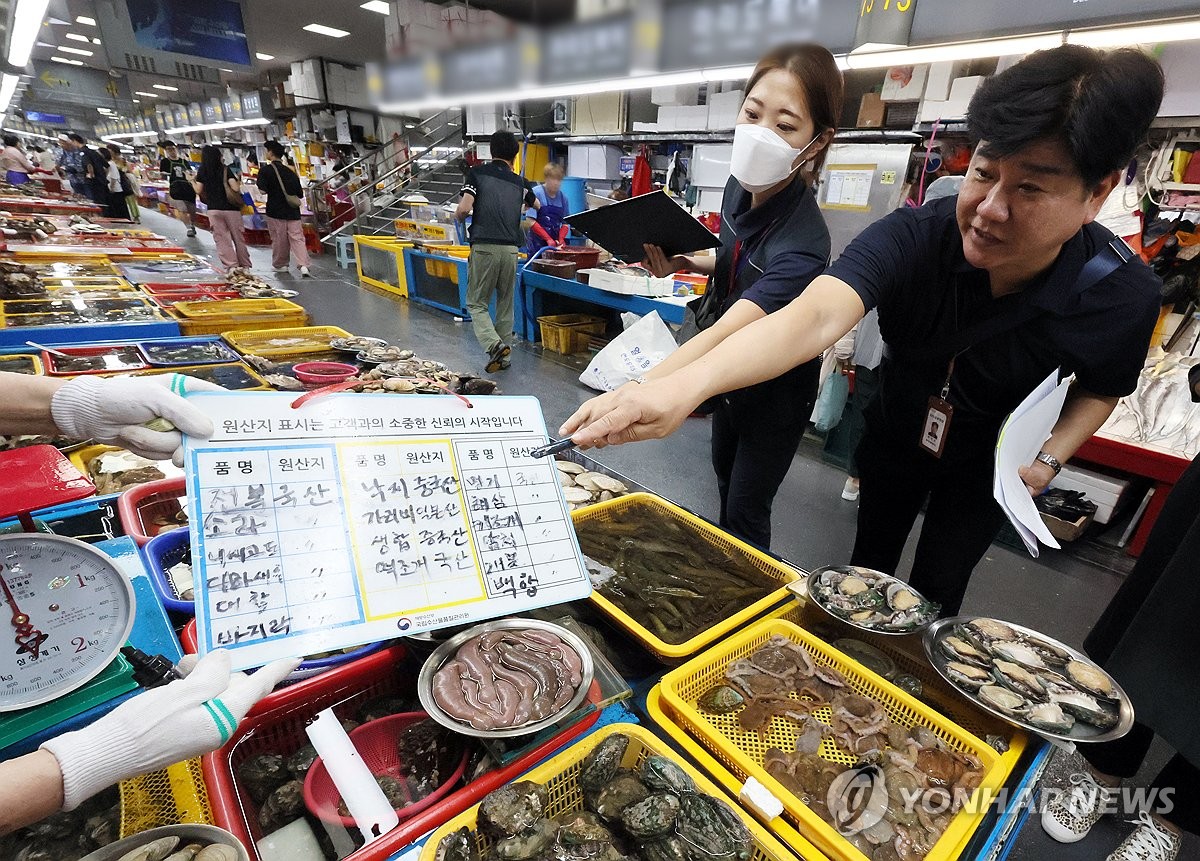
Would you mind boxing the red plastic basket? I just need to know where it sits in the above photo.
[117,475,187,546]
[303,712,469,827]
[202,644,602,861]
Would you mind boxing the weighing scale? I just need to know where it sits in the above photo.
[0,446,140,748]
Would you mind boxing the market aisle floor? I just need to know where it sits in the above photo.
[149,210,1125,649]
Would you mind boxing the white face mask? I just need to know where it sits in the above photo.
[729,123,820,193]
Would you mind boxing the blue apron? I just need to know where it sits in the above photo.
[526,191,567,254]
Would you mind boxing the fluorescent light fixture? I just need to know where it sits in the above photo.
[845,33,1063,69]
[220,68,233,72]
[134,91,159,97]
[57,45,94,56]
[93,38,101,44]
[361,1,390,13]
[0,75,19,115]
[303,24,351,38]
[162,116,271,134]
[10,0,52,66]
[65,32,90,42]
[153,84,179,91]
[1066,19,1200,47]
[701,64,756,82]
[256,52,274,61]
[50,56,85,66]
[77,15,96,25]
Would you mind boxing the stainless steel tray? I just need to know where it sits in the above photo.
[417,617,595,739]
[923,616,1134,743]
[799,565,939,637]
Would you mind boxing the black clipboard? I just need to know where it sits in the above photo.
[563,191,721,263]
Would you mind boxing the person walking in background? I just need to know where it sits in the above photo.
[1,135,36,185]
[257,141,310,277]
[456,130,539,373]
[193,145,251,271]
[524,162,570,254]
[57,134,87,198]
[160,141,198,236]
[69,135,108,205]
[100,147,130,220]
[839,310,884,501]
[108,147,140,223]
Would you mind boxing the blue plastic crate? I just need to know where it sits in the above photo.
[144,526,194,614]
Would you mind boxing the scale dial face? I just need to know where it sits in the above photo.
[0,534,135,712]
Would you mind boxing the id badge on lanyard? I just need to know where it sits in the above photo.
[921,357,956,458]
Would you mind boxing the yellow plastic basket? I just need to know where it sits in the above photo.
[69,443,122,476]
[537,314,606,355]
[420,723,829,861]
[658,619,1007,861]
[222,325,352,357]
[572,493,800,661]
[171,298,308,336]
[119,758,214,838]
[766,602,1028,778]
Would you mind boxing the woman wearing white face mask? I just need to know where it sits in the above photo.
[574,45,838,550]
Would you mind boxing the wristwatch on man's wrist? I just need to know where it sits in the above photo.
[1035,451,1063,475]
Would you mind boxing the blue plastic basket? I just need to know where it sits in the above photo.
[143,526,194,615]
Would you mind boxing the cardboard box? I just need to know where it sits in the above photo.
[881,64,929,101]
[1041,511,1093,543]
[857,93,886,128]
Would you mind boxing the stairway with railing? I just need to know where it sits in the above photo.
[306,109,472,246]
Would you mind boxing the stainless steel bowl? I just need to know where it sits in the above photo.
[330,336,387,353]
[923,615,1135,744]
[418,618,595,739]
[802,565,939,637]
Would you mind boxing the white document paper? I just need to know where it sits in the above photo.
[993,369,1073,557]
[182,392,591,670]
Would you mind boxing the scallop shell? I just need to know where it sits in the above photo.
[589,474,627,494]
[574,472,607,492]
[944,661,991,690]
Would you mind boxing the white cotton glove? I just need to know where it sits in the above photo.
[42,650,300,811]
[50,373,223,466]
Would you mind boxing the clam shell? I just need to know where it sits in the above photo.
[555,460,587,475]
[562,486,592,504]
[559,472,577,488]
[589,474,627,494]
[574,472,607,492]
[163,847,205,861]
[944,661,991,690]
[116,837,181,861]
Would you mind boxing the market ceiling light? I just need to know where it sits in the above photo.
[134,91,158,97]
[361,1,390,13]
[1066,19,1200,47]
[9,0,53,67]
[153,84,179,91]
[57,45,94,56]
[50,56,85,66]
[845,33,1063,69]
[77,15,96,26]
[0,75,19,115]
[256,52,274,61]
[65,33,91,42]
[303,24,351,38]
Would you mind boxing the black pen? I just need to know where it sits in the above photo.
[530,438,577,459]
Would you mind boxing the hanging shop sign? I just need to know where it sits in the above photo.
[854,0,917,50]
[240,90,264,120]
[171,103,189,128]
[540,14,633,85]
[23,110,66,125]
[222,94,241,121]
[187,102,204,126]
[658,0,859,72]
[911,0,1199,43]
[440,39,524,98]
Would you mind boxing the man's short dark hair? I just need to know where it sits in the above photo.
[264,140,285,158]
[489,130,520,163]
[67,133,86,144]
[967,45,1164,188]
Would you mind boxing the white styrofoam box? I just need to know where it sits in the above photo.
[676,106,709,130]
[707,90,743,129]
[918,98,950,123]
[466,104,502,136]
[567,144,623,180]
[632,122,660,133]
[697,187,725,212]
[924,61,969,101]
[580,268,675,297]
[651,84,699,106]
[1050,465,1132,525]
[880,64,929,101]
[943,75,985,117]
[691,144,734,188]
[657,105,680,131]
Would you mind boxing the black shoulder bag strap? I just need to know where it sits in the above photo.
[901,237,1136,364]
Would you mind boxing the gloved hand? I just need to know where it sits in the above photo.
[50,373,222,466]
[42,650,299,811]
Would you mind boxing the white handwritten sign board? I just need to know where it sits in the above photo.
[182,392,590,671]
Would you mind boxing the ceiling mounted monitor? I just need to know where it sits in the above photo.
[95,0,252,76]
